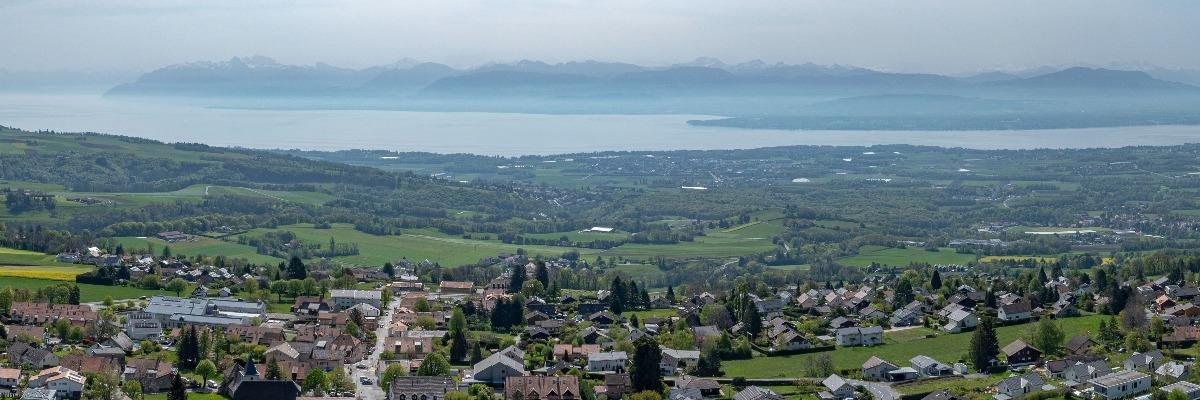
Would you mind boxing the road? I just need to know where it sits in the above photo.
[849,379,899,400]
[352,295,400,400]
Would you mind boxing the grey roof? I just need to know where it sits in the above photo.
[473,351,525,375]
[998,373,1045,393]
[910,355,943,369]
[1161,381,1200,396]
[947,309,973,321]
[589,351,628,362]
[859,325,883,335]
[822,374,851,392]
[20,388,57,400]
[329,289,381,300]
[1090,370,1149,387]
[863,356,896,370]
[733,386,783,400]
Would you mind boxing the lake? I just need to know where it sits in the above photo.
[2,92,1200,156]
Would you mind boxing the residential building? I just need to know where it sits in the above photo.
[1002,340,1042,366]
[1122,350,1164,372]
[835,326,883,347]
[998,302,1032,322]
[660,349,701,376]
[504,376,580,400]
[861,356,897,381]
[471,351,526,385]
[1160,381,1200,400]
[734,386,784,400]
[587,352,628,373]
[329,290,382,310]
[27,367,85,399]
[386,376,466,400]
[819,374,855,400]
[910,355,952,377]
[1089,370,1151,400]
[996,372,1050,399]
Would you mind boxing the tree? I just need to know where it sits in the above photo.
[804,353,834,378]
[167,375,186,400]
[741,301,763,338]
[1169,390,1189,400]
[417,352,451,376]
[450,328,469,363]
[535,262,549,288]
[382,262,395,278]
[304,369,328,395]
[521,280,545,298]
[381,363,409,392]
[630,336,663,392]
[692,348,723,377]
[166,278,188,296]
[609,276,627,314]
[288,256,307,280]
[266,359,284,380]
[84,372,121,400]
[666,286,676,303]
[1030,317,1065,357]
[969,316,999,371]
[508,263,526,294]
[327,367,356,394]
[930,270,942,290]
[1120,296,1147,331]
[195,360,217,391]
[450,308,468,333]
[122,380,143,400]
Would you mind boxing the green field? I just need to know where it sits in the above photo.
[837,245,976,267]
[523,229,631,242]
[114,236,284,265]
[0,247,77,267]
[723,315,1104,377]
[240,223,601,266]
[0,276,172,302]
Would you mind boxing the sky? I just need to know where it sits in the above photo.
[2,0,1198,74]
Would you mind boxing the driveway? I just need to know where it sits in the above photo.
[849,379,899,400]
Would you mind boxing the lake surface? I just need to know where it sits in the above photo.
[3,93,1200,156]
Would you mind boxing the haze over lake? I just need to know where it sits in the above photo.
[3,93,1200,156]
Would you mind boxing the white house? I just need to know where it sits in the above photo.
[835,326,883,347]
[587,352,628,373]
[1160,381,1200,400]
[942,309,978,333]
[125,312,163,340]
[820,374,856,400]
[998,302,1032,322]
[996,372,1050,399]
[28,367,85,399]
[910,355,952,377]
[660,348,700,376]
[1090,370,1151,400]
[861,356,897,381]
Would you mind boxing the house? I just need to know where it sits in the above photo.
[1065,334,1098,355]
[676,375,722,398]
[1155,361,1190,383]
[1160,381,1200,400]
[941,309,977,333]
[471,351,526,385]
[910,355,952,377]
[386,376,466,400]
[1122,350,1164,372]
[329,290,382,310]
[598,374,632,399]
[996,372,1050,399]
[660,348,701,376]
[20,388,56,400]
[772,331,812,351]
[438,281,474,295]
[587,352,628,373]
[6,325,47,342]
[122,358,176,393]
[998,302,1032,322]
[734,386,784,400]
[886,367,919,382]
[819,374,855,400]
[27,367,86,399]
[1062,360,1111,385]
[890,308,922,327]
[861,356,897,381]
[835,326,882,347]
[1002,340,1042,366]
[504,375,579,400]
[1089,370,1151,400]
[8,343,60,369]
[0,368,21,388]
[588,311,618,326]
[219,358,301,400]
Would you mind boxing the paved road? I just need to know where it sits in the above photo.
[849,379,899,400]
[352,295,400,400]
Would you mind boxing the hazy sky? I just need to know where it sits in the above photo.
[2,0,1198,73]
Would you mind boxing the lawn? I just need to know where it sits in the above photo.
[837,245,976,267]
[0,276,173,302]
[723,315,1104,378]
[623,309,678,320]
[0,247,77,267]
[606,264,666,283]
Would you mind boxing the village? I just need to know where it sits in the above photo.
[1,246,1199,400]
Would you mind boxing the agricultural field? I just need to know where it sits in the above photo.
[239,224,601,267]
[837,245,977,267]
[0,246,77,267]
[114,236,284,265]
[0,265,91,281]
[522,229,631,242]
[0,276,171,302]
[600,217,784,260]
[722,315,1104,377]
[604,263,667,283]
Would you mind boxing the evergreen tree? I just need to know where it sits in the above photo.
[609,277,627,314]
[741,301,762,338]
[508,263,526,294]
[969,316,999,372]
[288,256,307,280]
[666,286,676,303]
[382,262,395,278]
[450,328,469,363]
[930,270,942,290]
[692,348,724,377]
[67,285,80,305]
[266,359,284,380]
[167,375,186,400]
[630,336,663,392]
[535,262,550,288]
